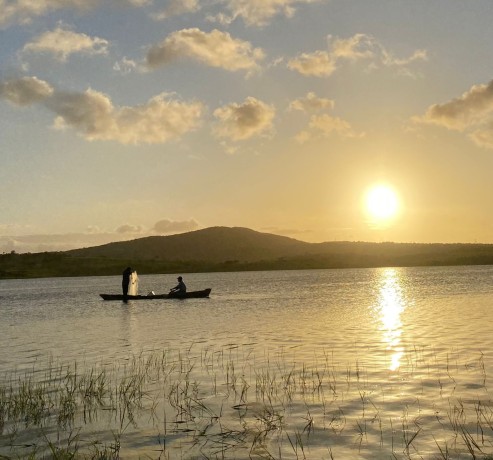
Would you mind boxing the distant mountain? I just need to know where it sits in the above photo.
[67,227,317,262]
[3,226,493,279]
[67,226,493,267]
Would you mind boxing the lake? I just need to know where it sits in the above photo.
[1,266,493,459]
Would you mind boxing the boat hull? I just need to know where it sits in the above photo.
[100,288,211,301]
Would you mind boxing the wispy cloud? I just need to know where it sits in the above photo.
[0,76,54,105]
[48,90,204,144]
[116,224,144,234]
[23,26,109,61]
[0,76,204,145]
[287,91,362,142]
[213,96,275,142]
[0,218,201,253]
[0,0,91,27]
[146,28,264,73]
[153,219,199,234]
[208,0,321,27]
[288,33,427,77]
[414,80,493,149]
[113,57,139,74]
[0,0,146,28]
[151,0,200,20]
[288,92,334,112]
[0,0,321,29]
[295,113,363,143]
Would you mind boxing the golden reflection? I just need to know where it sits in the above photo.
[376,268,405,370]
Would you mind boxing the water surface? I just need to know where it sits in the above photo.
[1,266,493,458]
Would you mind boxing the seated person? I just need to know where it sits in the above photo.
[170,276,186,295]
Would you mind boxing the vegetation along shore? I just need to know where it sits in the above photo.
[2,227,493,279]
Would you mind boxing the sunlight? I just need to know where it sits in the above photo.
[376,268,406,371]
[365,185,399,222]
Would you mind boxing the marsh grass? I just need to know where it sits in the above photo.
[1,345,493,459]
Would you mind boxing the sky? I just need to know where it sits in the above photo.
[1,0,493,253]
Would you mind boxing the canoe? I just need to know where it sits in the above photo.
[100,288,211,301]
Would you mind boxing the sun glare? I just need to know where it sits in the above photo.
[365,185,399,221]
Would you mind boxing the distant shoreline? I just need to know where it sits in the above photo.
[3,227,493,279]
[2,248,493,280]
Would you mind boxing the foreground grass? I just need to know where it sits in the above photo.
[1,345,493,459]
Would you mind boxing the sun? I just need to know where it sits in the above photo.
[365,185,399,221]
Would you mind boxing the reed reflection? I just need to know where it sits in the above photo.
[376,268,406,370]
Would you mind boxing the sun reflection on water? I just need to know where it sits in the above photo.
[376,268,406,370]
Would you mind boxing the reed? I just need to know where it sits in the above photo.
[1,344,493,458]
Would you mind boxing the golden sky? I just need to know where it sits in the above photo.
[1,0,493,252]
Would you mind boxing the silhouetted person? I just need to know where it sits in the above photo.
[170,276,186,296]
[122,267,133,297]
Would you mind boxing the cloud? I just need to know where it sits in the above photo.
[0,218,201,252]
[23,27,109,61]
[287,50,337,77]
[413,80,493,149]
[113,57,139,74]
[213,96,275,141]
[209,0,320,27]
[0,76,204,144]
[470,125,493,149]
[0,0,97,28]
[0,76,54,106]
[288,33,426,77]
[146,28,264,73]
[153,219,199,234]
[0,0,148,28]
[380,48,428,67]
[288,92,334,112]
[116,224,144,234]
[261,226,312,237]
[49,89,204,144]
[0,231,133,253]
[415,80,493,131]
[287,91,362,142]
[152,0,200,20]
[295,114,363,143]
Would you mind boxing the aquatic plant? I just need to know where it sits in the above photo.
[1,344,493,458]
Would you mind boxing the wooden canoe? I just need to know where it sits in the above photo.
[100,288,211,301]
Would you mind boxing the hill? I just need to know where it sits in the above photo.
[2,226,493,279]
[67,226,315,262]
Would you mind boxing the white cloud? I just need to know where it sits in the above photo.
[0,0,149,28]
[0,218,201,252]
[0,232,112,253]
[23,27,109,61]
[0,76,205,144]
[415,80,493,131]
[49,89,204,144]
[210,0,320,27]
[113,56,139,74]
[470,125,493,149]
[287,50,337,77]
[153,219,199,234]
[287,91,361,142]
[296,114,363,143]
[329,33,375,60]
[288,33,427,78]
[146,28,264,73]
[116,224,144,234]
[213,96,275,141]
[413,80,493,150]
[381,48,428,67]
[0,0,97,27]
[0,76,54,106]
[152,0,200,20]
[309,114,359,136]
[288,92,334,112]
